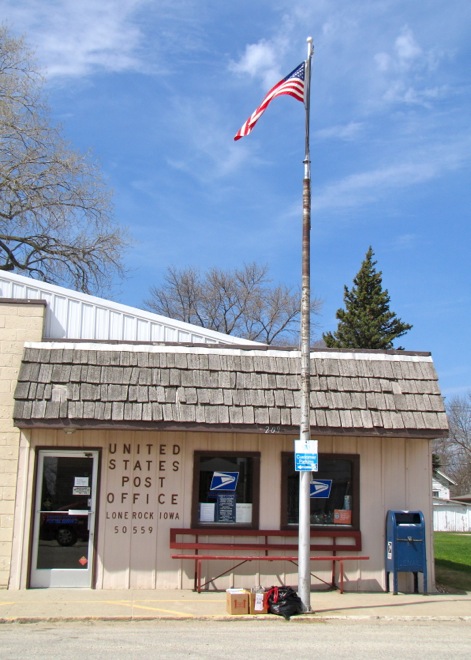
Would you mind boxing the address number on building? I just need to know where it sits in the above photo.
[114,525,154,535]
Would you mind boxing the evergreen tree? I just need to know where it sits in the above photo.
[323,247,412,350]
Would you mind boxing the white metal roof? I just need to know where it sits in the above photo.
[0,271,259,345]
[434,470,457,486]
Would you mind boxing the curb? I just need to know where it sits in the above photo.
[1,614,471,624]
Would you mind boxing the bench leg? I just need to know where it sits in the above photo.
[339,560,344,594]
[192,558,203,593]
[197,559,202,593]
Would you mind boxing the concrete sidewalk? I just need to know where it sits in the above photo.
[1,588,471,622]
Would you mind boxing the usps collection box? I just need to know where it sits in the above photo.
[226,589,249,615]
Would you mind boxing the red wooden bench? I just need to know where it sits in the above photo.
[170,528,369,593]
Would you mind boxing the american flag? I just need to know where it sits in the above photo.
[234,62,305,141]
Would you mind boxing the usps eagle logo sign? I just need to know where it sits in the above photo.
[210,472,239,492]
[310,479,333,498]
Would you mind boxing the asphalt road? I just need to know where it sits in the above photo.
[0,619,471,659]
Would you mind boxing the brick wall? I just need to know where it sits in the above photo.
[0,301,45,587]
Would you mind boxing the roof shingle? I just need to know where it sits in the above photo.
[13,343,449,438]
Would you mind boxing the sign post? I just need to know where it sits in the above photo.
[297,36,314,613]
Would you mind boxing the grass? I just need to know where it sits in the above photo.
[434,532,471,592]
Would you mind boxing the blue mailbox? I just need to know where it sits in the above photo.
[385,510,427,595]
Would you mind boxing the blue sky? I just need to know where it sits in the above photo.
[5,0,471,399]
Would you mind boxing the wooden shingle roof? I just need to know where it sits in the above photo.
[13,342,449,438]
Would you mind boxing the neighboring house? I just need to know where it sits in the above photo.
[432,470,457,500]
[431,470,471,532]
[0,271,449,593]
[433,498,471,532]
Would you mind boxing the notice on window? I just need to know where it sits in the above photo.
[199,502,215,523]
[73,477,90,495]
[74,477,89,487]
[215,493,236,523]
[236,503,252,523]
[73,486,90,496]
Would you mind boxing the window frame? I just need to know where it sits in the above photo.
[191,451,260,529]
[280,452,360,530]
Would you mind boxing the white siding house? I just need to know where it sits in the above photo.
[433,498,471,532]
[431,470,471,532]
[432,470,456,500]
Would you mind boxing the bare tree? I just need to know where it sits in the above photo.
[0,26,128,294]
[434,392,471,495]
[145,263,321,345]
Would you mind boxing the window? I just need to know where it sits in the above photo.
[192,452,260,528]
[281,453,360,529]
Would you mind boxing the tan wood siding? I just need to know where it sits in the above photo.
[10,429,433,592]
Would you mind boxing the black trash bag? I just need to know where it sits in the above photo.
[265,586,303,620]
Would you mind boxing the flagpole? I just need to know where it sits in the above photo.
[298,35,314,613]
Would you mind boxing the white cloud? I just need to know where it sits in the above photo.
[4,0,213,78]
[164,97,257,186]
[313,138,468,213]
[384,25,428,74]
[373,25,449,107]
[394,26,422,65]
[314,122,363,142]
[5,0,147,77]
[382,82,448,106]
[229,34,291,91]
[230,41,279,83]
[318,163,434,209]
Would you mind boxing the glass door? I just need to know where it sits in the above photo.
[30,450,98,588]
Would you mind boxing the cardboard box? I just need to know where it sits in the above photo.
[334,509,352,525]
[226,589,249,615]
[249,591,268,614]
